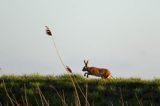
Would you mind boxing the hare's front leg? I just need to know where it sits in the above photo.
[87,74,89,78]
[84,72,89,78]
[84,72,88,77]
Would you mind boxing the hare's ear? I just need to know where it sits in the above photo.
[84,60,86,64]
[86,60,89,64]
[84,60,88,65]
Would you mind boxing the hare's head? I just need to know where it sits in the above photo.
[82,60,89,71]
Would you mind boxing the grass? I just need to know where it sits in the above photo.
[0,74,160,106]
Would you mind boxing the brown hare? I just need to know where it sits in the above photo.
[82,60,112,79]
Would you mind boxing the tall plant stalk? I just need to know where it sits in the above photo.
[45,26,81,106]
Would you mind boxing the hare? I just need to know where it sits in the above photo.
[82,60,112,79]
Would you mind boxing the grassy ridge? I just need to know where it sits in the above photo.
[0,74,160,106]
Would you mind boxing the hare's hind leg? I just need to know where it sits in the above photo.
[102,73,112,79]
[101,73,107,79]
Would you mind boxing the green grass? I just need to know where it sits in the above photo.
[0,74,160,106]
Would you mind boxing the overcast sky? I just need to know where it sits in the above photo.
[0,0,160,79]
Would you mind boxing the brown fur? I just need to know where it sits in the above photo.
[82,60,112,79]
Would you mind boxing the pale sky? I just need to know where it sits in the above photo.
[0,0,160,79]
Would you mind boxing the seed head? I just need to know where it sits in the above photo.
[45,26,52,36]
[66,66,72,73]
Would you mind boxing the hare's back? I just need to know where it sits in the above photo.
[99,68,111,73]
